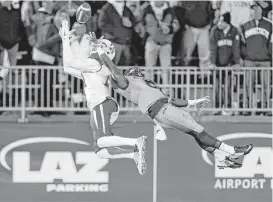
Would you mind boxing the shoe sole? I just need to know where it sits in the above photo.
[217,156,242,169]
[142,136,147,155]
[137,154,146,175]
[217,164,242,169]
[138,136,147,175]
[137,136,147,155]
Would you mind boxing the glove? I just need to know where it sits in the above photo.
[88,32,105,53]
[59,19,74,41]
[196,96,210,107]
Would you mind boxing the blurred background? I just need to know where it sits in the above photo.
[0,0,271,119]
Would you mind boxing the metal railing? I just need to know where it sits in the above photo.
[0,66,272,122]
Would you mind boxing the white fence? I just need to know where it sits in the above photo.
[0,66,272,122]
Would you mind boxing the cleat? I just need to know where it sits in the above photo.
[216,157,242,169]
[135,136,147,154]
[230,144,254,159]
[133,150,147,175]
[217,162,242,169]
[134,136,147,175]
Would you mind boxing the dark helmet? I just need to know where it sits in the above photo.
[125,67,144,77]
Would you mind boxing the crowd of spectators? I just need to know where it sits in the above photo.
[0,0,272,117]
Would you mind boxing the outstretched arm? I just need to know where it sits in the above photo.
[99,53,129,89]
[60,20,101,77]
[170,96,210,108]
[62,38,100,72]
[62,38,82,78]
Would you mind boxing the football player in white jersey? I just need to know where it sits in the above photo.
[99,55,254,169]
[59,19,147,175]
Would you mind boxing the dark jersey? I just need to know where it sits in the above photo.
[114,76,166,115]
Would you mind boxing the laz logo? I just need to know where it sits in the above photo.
[0,137,110,192]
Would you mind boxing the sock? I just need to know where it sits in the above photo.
[191,130,222,149]
[97,148,135,159]
[211,149,229,162]
[219,143,235,154]
[219,143,235,155]
[97,136,137,148]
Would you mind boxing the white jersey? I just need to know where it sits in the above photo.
[115,76,166,114]
[64,57,112,110]
[220,1,253,28]
[81,61,112,110]
[62,37,116,111]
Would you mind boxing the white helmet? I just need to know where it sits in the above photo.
[99,39,115,60]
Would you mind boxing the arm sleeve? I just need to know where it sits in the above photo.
[232,31,241,64]
[238,25,246,58]
[100,53,129,89]
[171,98,189,107]
[62,38,100,77]
[62,38,81,79]
[171,99,202,107]
[209,27,217,65]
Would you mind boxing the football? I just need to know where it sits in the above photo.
[76,3,92,24]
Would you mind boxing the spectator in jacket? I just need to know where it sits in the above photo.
[142,1,179,92]
[181,1,213,68]
[210,12,240,115]
[240,2,272,115]
[98,0,137,66]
